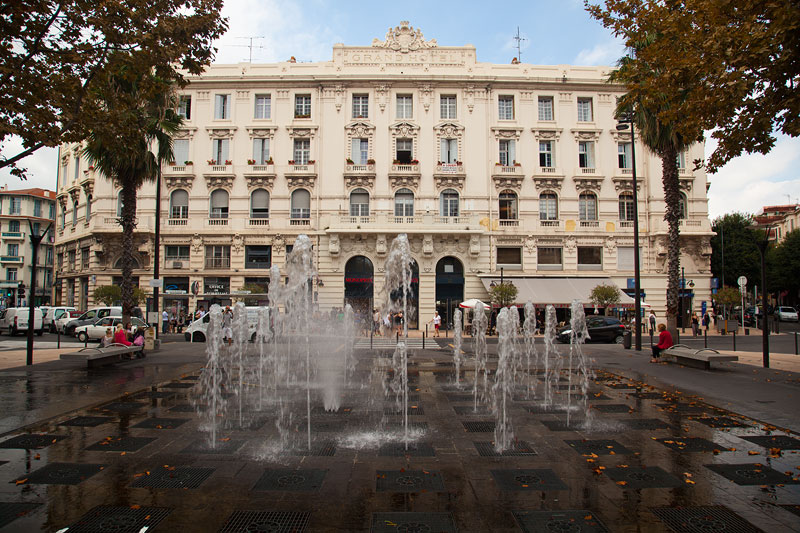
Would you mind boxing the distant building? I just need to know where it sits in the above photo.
[753,204,799,242]
[53,22,713,323]
[0,187,56,308]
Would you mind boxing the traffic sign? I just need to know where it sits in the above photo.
[737,275,747,287]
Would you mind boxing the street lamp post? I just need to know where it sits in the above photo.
[26,221,52,366]
[756,226,771,368]
[616,116,641,351]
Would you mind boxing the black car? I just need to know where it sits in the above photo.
[556,316,627,344]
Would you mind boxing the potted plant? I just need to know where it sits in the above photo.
[366,158,375,165]
[88,165,95,170]
[456,161,463,166]
[184,160,193,165]
[495,162,502,166]
[346,158,354,164]
[288,160,296,164]
[168,161,176,166]
[208,159,217,165]
[393,159,400,165]
[513,160,521,167]
[410,159,419,165]
[308,159,315,164]
[266,157,273,164]
[225,159,232,165]
[247,159,256,165]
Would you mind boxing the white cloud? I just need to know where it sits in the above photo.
[0,137,58,192]
[573,37,625,66]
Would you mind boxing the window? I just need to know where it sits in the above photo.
[57,253,63,270]
[254,94,271,119]
[618,193,635,221]
[578,141,595,169]
[73,156,80,181]
[9,197,21,215]
[677,151,687,170]
[295,94,311,117]
[499,191,518,220]
[577,97,593,122]
[351,138,369,165]
[497,247,522,267]
[678,192,687,219]
[618,142,632,169]
[293,139,310,164]
[33,199,41,218]
[439,189,459,217]
[81,247,90,270]
[440,95,456,119]
[49,203,55,219]
[85,195,91,222]
[205,245,230,269]
[539,192,558,220]
[45,247,53,266]
[72,201,78,226]
[617,246,639,271]
[499,139,516,166]
[7,243,19,257]
[395,139,413,164]
[178,95,191,119]
[538,96,554,121]
[61,161,68,187]
[440,138,458,164]
[579,192,598,220]
[214,94,230,119]
[117,190,124,217]
[173,139,189,165]
[394,188,414,217]
[352,94,368,118]
[9,220,19,233]
[498,96,514,120]
[170,189,189,219]
[165,245,190,261]
[349,188,370,216]
[209,189,229,219]
[538,141,554,169]
[6,268,17,281]
[245,245,271,269]
[211,139,229,164]
[291,189,311,219]
[60,207,66,229]
[537,247,562,270]
[250,189,270,218]
[32,222,40,237]
[253,138,270,164]
[578,247,602,270]
[396,95,412,119]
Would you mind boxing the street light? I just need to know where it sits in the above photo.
[616,114,642,351]
[26,220,52,365]
[755,225,772,368]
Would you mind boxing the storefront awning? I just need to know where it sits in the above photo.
[479,277,636,308]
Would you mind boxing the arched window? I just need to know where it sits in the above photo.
[394,188,414,217]
[291,189,310,219]
[618,192,635,221]
[499,190,518,220]
[250,188,270,219]
[85,195,92,222]
[579,192,597,221]
[539,192,558,220]
[349,188,370,216]
[678,192,687,219]
[209,189,229,219]
[116,190,124,217]
[170,189,189,219]
[72,200,78,226]
[439,189,459,217]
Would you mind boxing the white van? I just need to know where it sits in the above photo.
[184,306,269,342]
[0,307,44,335]
[44,306,77,333]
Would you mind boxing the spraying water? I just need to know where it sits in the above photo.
[522,301,538,399]
[492,306,519,452]
[542,305,559,408]
[472,302,488,410]
[453,308,463,387]
[197,305,225,447]
[566,299,591,426]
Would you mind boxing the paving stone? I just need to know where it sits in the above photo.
[692,416,750,428]
[704,463,800,486]
[591,404,633,413]
[86,436,156,452]
[604,466,682,489]
[651,506,764,533]
[656,437,730,453]
[474,441,537,457]
[0,503,41,528]
[130,466,214,489]
[564,439,633,456]
[59,416,114,427]
[132,417,189,430]
[739,435,800,450]
[490,469,567,491]
[376,470,445,492]
[252,469,327,492]
[18,462,106,485]
[371,512,456,533]
[513,510,609,533]
[0,434,67,449]
[61,505,172,533]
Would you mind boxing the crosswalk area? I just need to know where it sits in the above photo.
[355,338,432,349]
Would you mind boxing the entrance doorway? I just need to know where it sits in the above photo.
[435,256,464,330]
[344,256,374,316]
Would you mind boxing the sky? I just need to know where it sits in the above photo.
[2,0,798,219]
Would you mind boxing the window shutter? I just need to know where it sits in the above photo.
[509,140,516,164]
[440,139,448,162]
[351,138,360,161]
[221,139,229,162]
[214,95,223,119]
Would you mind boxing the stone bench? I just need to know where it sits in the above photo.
[60,343,145,369]
[661,344,737,370]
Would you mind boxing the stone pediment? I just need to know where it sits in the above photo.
[372,21,437,52]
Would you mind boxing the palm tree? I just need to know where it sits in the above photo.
[611,40,691,339]
[83,65,182,324]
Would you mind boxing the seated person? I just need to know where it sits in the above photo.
[113,324,132,346]
[651,323,673,362]
[101,328,114,347]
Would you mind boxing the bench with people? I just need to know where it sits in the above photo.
[61,322,146,368]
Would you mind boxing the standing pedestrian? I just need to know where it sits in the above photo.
[430,310,441,337]
[222,305,233,346]
[691,312,699,337]
[702,311,710,331]
[648,311,656,336]
[372,308,381,336]
[162,309,169,334]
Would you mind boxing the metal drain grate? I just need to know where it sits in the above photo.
[540,420,588,432]
[704,463,800,486]
[376,470,445,492]
[462,421,495,432]
[132,391,176,399]
[284,441,337,457]
[181,375,200,380]
[619,418,672,430]
[591,404,633,413]
[86,436,156,452]
[0,434,66,449]
[564,439,633,456]
[252,469,327,492]
[222,417,271,431]
[780,505,800,518]
[651,506,764,533]
[605,382,636,389]
[657,403,709,415]
[383,405,424,415]
[130,466,214,489]
[371,512,456,533]
[180,439,246,455]
[740,435,800,450]
[59,416,113,427]
[19,462,106,485]
[308,420,347,432]
[693,416,750,428]
[379,442,435,457]
[513,510,609,533]
[63,505,172,533]
[605,466,682,489]
[656,437,728,453]
[0,502,41,528]
[386,421,428,431]
[95,401,147,413]
[169,403,206,413]
[491,469,567,491]
[628,391,667,399]
[446,393,475,402]
[527,405,570,414]
[453,405,491,415]
[160,382,195,389]
[474,441,537,457]
[218,510,311,533]
[132,417,189,430]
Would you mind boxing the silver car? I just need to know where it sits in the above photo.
[775,306,799,322]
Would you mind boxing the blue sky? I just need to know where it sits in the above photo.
[3,0,798,218]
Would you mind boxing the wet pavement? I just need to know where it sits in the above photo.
[0,340,797,531]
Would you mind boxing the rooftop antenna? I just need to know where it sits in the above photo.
[513,27,527,63]
[230,36,266,63]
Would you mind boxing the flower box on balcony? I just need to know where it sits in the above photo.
[207,160,217,165]
[247,159,256,165]
[185,161,193,165]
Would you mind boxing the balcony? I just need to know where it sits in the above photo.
[164,164,196,189]
[290,218,310,226]
[577,166,597,174]
[165,259,189,270]
[539,219,560,228]
[243,164,276,190]
[328,212,481,232]
[205,257,230,269]
[206,217,229,227]
[344,163,376,189]
[492,164,523,177]
[579,220,600,229]
[1,232,24,240]
[498,219,520,228]
[434,163,465,177]
[248,217,270,227]
[389,163,420,176]
[167,218,188,226]
[286,162,317,189]
[0,256,23,264]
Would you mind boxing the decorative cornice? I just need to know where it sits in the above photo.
[609,129,632,142]
[492,175,523,191]
[345,175,375,190]
[204,174,235,190]
[434,174,465,191]
[246,126,278,139]
[68,187,81,204]
[433,121,464,137]
[371,21,437,52]
[571,128,602,141]
[345,121,376,138]
[389,175,420,191]
[389,121,420,137]
[80,178,94,197]
[533,176,564,191]
[286,125,318,138]
[244,174,275,190]
[611,176,641,192]
[165,175,195,190]
[573,176,605,192]
[205,127,237,139]
[679,175,694,192]
[532,128,563,141]
[491,126,523,139]
[173,127,197,140]
[287,175,316,189]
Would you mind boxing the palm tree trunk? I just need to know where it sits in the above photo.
[661,147,681,342]
[120,185,138,326]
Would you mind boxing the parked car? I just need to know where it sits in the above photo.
[74,316,149,343]
[775,306,799,322]
[55,310,83,334]
[0,307,44,336]
[184,306,269,343]
[43,306,77,333]
[64,306,123,336]
[556,316,627,344]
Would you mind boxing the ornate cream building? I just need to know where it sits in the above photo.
[54,22,713,327]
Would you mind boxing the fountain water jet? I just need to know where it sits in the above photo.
[453,308,463,387]
[542,305,560,408]
[566,299,591,427]
[471,302,488,410]
[522,301,538,399]
[492,306,519,452]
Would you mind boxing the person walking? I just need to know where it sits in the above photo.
[691,312,700,337]
[222,305,233,346]
[651,324,673,363]
[372,309,381,336]
[162,309,169,334]
[430,311,441,337]
[648,311,656,336]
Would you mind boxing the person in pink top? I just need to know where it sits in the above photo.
[113,324,132,346]
[651,323,673,363]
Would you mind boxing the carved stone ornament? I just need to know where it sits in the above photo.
[464,85,475,114]
[81,179,94,197]
[204,174,234,190]
[491,127,523,140]
[68,187,81,204]
[246,126,277,140]
[418,84,433,112]
[423,235,433,256]
[329,234,339,255]
[470,235,480,256]
[232,234,243,254]
[390,121,420,139]
[376,234,387,255]
[286,176,316,189]
[374,84,391,112]
[492,175,524,191]
[191,234,203,254]
[272,234,285,254]
[286,125,318,139]
[173,128,196,140]
[345,176,375,190]
[609,129,632,142]
[605,236,616,253]
[371,21,437,52]
[679,176,694,192]
[435,175,465,191]
[573,176,604,193]
[533,176,564,191]
[165,175,195,191]
[524,235,536,254]
[389,175,419,191]
[57,195,68,210]
[571,129,602,141]
[334,84,345,112]
[434,121,464,139]
[206,127,236,140]
[532,128,562,141]
[611,176,640,192]
[346,121,375,139]
[564,236,577,252]
[244,175,275,190]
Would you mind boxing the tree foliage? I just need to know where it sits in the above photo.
[0,0,227,178]
[589,283,621,312]
[92,285,146,306]
[586,0,799,173]
[489,283,519,308]
[710,213,761,288]
[771,229,800,305]
[714,287,743,318]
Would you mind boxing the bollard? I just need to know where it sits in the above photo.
[396,331,399,343]
[370,328,373,350]
[84,335,88,348]
[704,328,707,349]
[422,332,425,349]
[426,324,428,337]
[650,331,654,347]
[732,330,736,351]
[795,332,798,355]
[57,329,61,349]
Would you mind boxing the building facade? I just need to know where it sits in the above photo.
[754,204,799,243]
[0,187,56,307]
[54,22,713,326]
